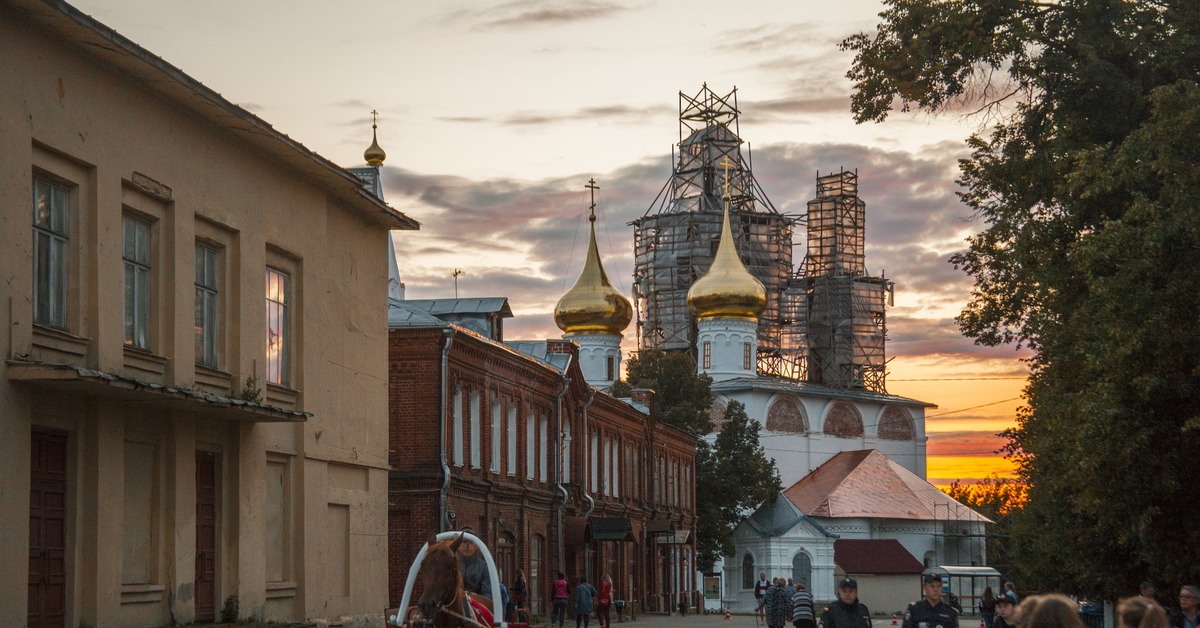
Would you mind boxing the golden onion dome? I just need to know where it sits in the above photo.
[364,122,386,166]
[554,196,633,336]
[687,196,767,321]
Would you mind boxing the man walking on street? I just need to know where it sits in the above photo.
[765,578,792,628]
[792,581,816,628]
[821,577,873,628]
[903,574,959,628]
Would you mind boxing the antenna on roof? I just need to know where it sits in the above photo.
[452,269,464,298]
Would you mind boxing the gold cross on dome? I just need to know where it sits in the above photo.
[371,109,379,128]
[717,155,736,199]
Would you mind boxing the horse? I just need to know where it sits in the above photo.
[404,533,494,628]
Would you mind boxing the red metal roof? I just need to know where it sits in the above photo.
[783,450,991,523]
[834,539,924,574]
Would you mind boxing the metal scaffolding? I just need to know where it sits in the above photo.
[630,85,797,366]
[630,88,892,393]
[792,171,892,392]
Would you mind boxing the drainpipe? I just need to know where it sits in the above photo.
[439,328,456,532]
[554,358,572,574]
[581,388,596,518]
[580,387,597,581]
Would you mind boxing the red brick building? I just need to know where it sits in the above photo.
[386,306,698,616]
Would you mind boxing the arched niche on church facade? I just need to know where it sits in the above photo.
[765,396,807,433]
[876,405,915,440]
[822,401,864,438]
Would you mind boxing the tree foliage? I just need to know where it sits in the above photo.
[845,0,1200,599]
[943,475,1028,582]
[622,351,781,571]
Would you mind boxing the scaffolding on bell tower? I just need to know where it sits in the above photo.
[788,170,893,392]
[630,85,798,374]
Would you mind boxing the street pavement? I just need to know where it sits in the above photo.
[533,612,768,628]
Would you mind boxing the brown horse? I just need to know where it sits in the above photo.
[408,534,492,628]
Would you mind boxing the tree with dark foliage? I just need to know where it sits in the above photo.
[620,350,780,570]
[844,0,1200,599]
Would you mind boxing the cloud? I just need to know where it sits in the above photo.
[439,0,629,31]
[384,135,1029,365]
[439,103,675,127]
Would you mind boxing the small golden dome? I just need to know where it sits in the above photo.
[364,123,386,166]
[687,200,767,321]
[554,187,633,336]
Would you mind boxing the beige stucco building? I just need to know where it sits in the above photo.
[0,1,418,626]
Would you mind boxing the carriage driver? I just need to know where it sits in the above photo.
[458,537,494,602]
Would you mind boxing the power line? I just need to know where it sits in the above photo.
[927,397,1022,418]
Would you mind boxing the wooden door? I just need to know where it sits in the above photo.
[29,430,67,628]
[195,452,217,622]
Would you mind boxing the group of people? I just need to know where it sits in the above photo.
[750,571,1200,628]
[550,572,615,628]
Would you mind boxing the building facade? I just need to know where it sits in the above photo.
[1,2,416,625]
[386,316,700,617]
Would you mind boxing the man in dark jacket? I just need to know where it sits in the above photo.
[902,574,959,628]
[821,577,872,628]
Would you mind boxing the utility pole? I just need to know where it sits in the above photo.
[452,268,463,298]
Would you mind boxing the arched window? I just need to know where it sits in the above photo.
[878,406,915,440]
[823,402,863,438]
[495,532,515,585]
[766,398,807,433]
[792,552,812,589]
[530,536,544,614]
[742,554,755,590]
[709,400,729,432]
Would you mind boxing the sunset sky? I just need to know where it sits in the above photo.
[71,0,1032,485]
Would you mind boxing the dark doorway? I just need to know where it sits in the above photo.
[195,452,217,622]
[29,430,67,628]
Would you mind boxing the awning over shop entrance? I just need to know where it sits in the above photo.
[590,517,634,542]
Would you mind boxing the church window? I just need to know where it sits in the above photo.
[823,402,863,438]
[743,342,751,370]
[741,554,755,590]
[792,552,812,589]
[766,398,806,433]
[878,406,915,440]
[703,342,711,369]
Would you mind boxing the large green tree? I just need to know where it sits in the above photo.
[844,0,1200,598]
[620,350,781,571]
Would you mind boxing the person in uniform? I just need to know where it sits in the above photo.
[902,574,959,628]
[821,577,873,628]
[991,591,1017,628]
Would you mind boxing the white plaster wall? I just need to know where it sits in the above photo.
[571,334,623,388]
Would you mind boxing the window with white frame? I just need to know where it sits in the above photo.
[491,398,501,473]
[470,389,481,468]
[123,215,152,350]
[452,386,464,467]
[32,177,69,328]
[538,414,548,482]
[265,267,290,385]
[526,410,535,479]
[507,403,516,476]
[590,430,599,493]
[702,341,712,369]
[195,243,219,367]
[562,418,571,483]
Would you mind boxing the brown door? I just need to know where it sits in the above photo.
[195,452,217,622]
[29,430,67,628]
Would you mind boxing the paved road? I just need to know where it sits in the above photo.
[535,612,766,628]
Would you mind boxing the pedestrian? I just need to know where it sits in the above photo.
[1016,594,1084,628]
[596,574,613,628]
[1172,585,1200,628]
[991,591,1016,628]
[792,581,816,628]
[764,578,792,628]
[575,575,597,628]
[821,577,873,628]
[1119,596,1168,628]
[512,568,528,609]
[787,578,796,599]
[552,572,570,628]
[1004,582,1019,605]
[1142,583,1159,605]
[981,586,998,627]
[757,572,771,619]
[902,573,959,628]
